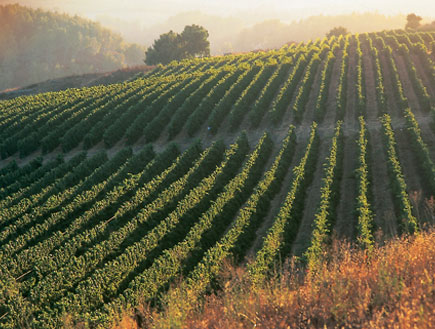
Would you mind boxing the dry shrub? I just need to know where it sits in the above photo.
[116,229,435,329]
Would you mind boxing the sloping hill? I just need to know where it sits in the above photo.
[0,30,434,328]
[0,65,154,100]
[0,4,145,91]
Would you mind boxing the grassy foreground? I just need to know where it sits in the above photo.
[108,228,435,329]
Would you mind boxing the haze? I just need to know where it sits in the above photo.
[2,0,433,25]
[1,0,434,55]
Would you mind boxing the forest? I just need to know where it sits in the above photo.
[0,4,144,91]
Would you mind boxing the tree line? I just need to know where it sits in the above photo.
[0,4,144,91]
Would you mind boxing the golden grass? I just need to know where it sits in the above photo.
[116,229,435,329]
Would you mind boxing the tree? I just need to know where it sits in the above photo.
[0,4,145,90]
[180,24,210,58]
[124,44,145,66]
[145,30,182,65]
[406,13,422,30]
[145,25,210,65]
[326,26,348,38]
[418,21,435,31]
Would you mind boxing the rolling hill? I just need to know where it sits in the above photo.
[0,4,145,92]
[0,66,154,100]
[0,30,434,328]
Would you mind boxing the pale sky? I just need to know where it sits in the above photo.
[1,0,434,25]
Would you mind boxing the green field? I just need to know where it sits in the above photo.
[0,30,434,328]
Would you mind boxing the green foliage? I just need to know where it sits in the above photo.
[403,108,435,194]
[2,29,430,157]
[27,140,229,316]
[180,25,211,58]
[305,121,343,271]
[381,114,418,234]
[326,26,349,38]
[249,123,319,285]
[145,30,184,65]
[366,35,387,115]
[168,70,229,139]
[208,64,261,133]
[399,44,431,111]
[335,35,350,119]
[314,49,336,122]
[355,34,366,114]
[270,53,308,124]
[229,64,276,131]
[145,25,210,65]
[292,52,322,122]
[249,61,292,128]
[382,44,409,110]
[0,4,144,91]
[411,43,435,87]
[186,67,242,136]
[0,29,433,328]
[143,73,211,142]
[355,117,375,251]
[125,76,194,144]
[167,126,296,304]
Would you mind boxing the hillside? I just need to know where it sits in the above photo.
[0,4,145,91]
[0,30,434,328]
[0,66,154,100]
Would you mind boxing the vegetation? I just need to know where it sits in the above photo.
[355,117,375,250]
[355,34,366,114]
[326,26,349,38]
[405,13,435,31]
[0,4,144,91]
[305,121,343,271]
[406,14,423,30]
[1,30,433,157]
[103,11,408,55]
[145,25,210,65]
[381,114,418,234]
[136,229,435,329]
[0,29,434,328]
[335,35,349,119]
[249,123,319,285]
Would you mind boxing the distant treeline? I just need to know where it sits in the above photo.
[98,12,412,55]
[0,4,144,91]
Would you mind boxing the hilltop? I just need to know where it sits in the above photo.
[0,30,434,328]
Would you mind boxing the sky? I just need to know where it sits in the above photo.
[1,0,434,26]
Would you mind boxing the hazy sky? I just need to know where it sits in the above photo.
[1,0,434,25]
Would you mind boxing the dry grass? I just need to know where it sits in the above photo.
[115,228,435,329]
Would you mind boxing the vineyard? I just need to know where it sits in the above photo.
[0,30,434,328]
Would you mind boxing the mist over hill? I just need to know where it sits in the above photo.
[0,4,145,91]
[97,11,410,54]
[1,4,431,91]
